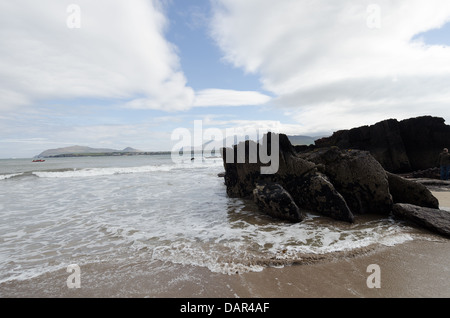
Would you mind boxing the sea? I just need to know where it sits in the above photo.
[0,154,431,290]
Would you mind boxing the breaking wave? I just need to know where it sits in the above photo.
[32,165,176,178]
[0,173,24,180]
[25,161,223,179]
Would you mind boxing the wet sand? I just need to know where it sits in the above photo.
[1,237,449,298]
[1,192,449,299]
[1,238,449,298]
[239,239,450,298]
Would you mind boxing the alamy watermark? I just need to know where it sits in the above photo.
[367,4,381,29]
[171,121,280,175]
[366,264,381,289]
[67,4,81,29]
[66,264,81,289]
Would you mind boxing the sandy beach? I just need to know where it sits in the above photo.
[1,235,448,298]
[1,190,449,299]
[432,190,450,208]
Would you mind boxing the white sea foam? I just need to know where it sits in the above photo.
[0,173,22,180]
[140,215,415,275]
[32,166,172,178]
[0,155,423,284]
[31,161,221,178]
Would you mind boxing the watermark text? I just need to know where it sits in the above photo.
[66,264,81,289]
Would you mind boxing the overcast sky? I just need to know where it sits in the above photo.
[1,0,450,158]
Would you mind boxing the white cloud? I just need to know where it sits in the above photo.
[0,1,271,112]
[210,0,450,133]
[193,89,271,107]
[0,0,193,111]
[201,116,306,136]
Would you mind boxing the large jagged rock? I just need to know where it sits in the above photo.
[392,203,450,238]
[221,133,354,222]
[221,134,389,223]
[253,182,306,223]
[221,132,442,231]
[315,116,450,173]
[315,119,411,172]
[298,147,393,215]
[221,133,316,199]
[221,131,444,238]
[398,116,450,171]
[387,172,439,209]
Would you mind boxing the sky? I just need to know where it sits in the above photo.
[1,0,450,158]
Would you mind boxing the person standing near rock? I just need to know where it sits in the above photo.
[438,148,450,180]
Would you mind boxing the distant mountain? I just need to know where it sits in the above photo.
[36,146,142,158]
[122,147,141,153]
[37,135,318,158]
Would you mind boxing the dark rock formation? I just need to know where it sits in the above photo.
[315,116,450,173]
[220,132,450,237]
[220,131,449,238]
[221,133,397,223]
[221,133,316,199]
[401,167,441,180]
[298,147,393,215]
[386,172,439,209]
[392,204,450,238]
[315,119,410,172]
[253,182,306,222]
[398,116,450,171]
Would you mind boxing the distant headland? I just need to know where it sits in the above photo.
[35,146,171,158]
[34,135,317,159]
